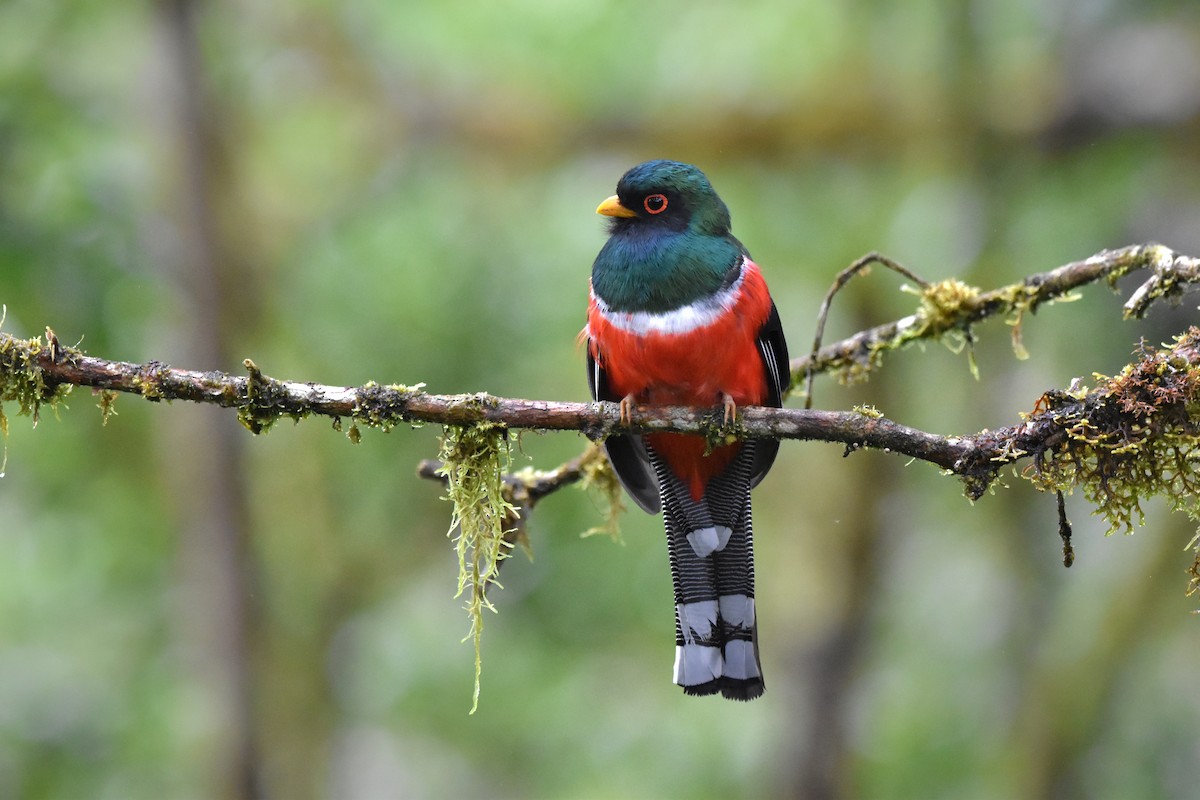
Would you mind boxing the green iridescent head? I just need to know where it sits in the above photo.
[591,160,747,313]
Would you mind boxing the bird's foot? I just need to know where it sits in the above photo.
[618,394,636,426]
[721,392,737,425]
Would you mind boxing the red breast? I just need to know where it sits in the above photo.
[586,260,775,499]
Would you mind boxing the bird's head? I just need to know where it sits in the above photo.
[596,160,732,238]
[591,160,745,313]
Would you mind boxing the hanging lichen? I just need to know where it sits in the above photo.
[578,443,625,542]
[436,422,517,713]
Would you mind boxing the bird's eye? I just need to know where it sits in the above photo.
[643,194,668,214]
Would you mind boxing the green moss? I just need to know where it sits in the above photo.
[951,327,1200,598]
[577,443,625,542]
[698,405,743,456]
[917,277,981,323]
[1024,330,1200,573]
[0,329,75,477]
[824,278,987,385]
[97,389,118,426]
[130,361,172,400]
[1114,243,1177,304]
[1005,284,1082,362]
[436,422,517,713]
[852,404,883,419]
[1007,306,1032,361]
[237,359,291,434]
[351,381,427,433]
[1188,538,1200,600]
[0,332,73,424]
[823,276,1087,384]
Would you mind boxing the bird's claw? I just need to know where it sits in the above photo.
[619,394,636,426]
[721,393,737,425]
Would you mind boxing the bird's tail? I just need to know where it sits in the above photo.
[652,442,764,701]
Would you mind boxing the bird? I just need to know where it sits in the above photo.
[583,160,789,700]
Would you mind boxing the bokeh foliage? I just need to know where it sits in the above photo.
[2,1,1199,798]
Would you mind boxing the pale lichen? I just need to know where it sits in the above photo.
[578,443,625,542]
[436,422,517,713]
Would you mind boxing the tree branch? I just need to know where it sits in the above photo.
[2,332,967,463]
[794,242,1197,382]
[7,244,1200,698]
[3,243,1200,509]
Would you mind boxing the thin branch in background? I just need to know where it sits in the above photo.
[803,251,930,408]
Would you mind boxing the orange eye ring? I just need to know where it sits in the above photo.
[643,194,668,214]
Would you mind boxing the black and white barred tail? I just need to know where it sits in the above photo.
[650,441,764,701]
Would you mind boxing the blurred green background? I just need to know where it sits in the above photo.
[2,1,1199,798]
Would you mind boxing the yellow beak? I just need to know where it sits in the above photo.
[596,194,637,218]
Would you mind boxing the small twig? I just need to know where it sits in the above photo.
[416,445,597,505]
[804,252,929,408]
[1057,490,1075,568]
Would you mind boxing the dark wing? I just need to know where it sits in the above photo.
[587,342,662,513]
[749,301,789,488]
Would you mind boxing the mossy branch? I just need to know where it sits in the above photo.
[6,243,1200,706]
[795,242,1196,384]
[0,326,1011,475]
[2,242,1200,506]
